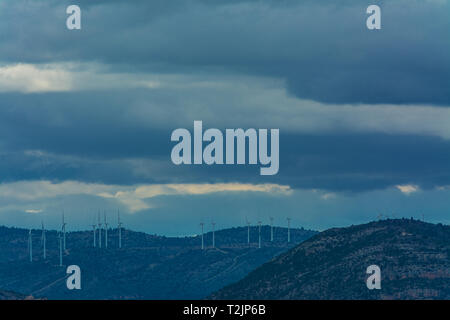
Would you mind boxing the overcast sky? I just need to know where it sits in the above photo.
[0,0,449,235]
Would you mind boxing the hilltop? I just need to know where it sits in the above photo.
[211,219,450,300]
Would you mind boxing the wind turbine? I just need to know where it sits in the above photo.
[104,212,108,249]
[61,211,67,251]
[377,210,384,220]
[269,217,274,242]
[98,211,102,248]
[287,218,291,243]
[58,232,63,267]
[28,229,33,262]
[200,222,204,250]
[246,218,250,245]
[211,222,216,248]
[92,218,97,248]
[258,221,262,249]
[118,210,123,249]
[41,221,46,259]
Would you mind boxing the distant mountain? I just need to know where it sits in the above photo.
[0,225,316,299]
[211,219,450,300]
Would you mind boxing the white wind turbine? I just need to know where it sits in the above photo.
[61,211,67,251]
[104,212,108,249]
[28,229,33,262]
[200,222,204,250]
[98,211,102,248]
[376,209,384,220]
[269,217,274,242]
[41,221,46,259]
[118,210,123,249]
[258,221,262,249]
[246,218,251,245]
[92,217,97,248]
[287,217,291,243]
[58,231,63,267]
[211,221,216,248]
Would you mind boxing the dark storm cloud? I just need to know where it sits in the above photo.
[1,89,449,191]
[161,132,450,193]
[0,91,172,159]
[1,0,448,105]
[280,133,450,192]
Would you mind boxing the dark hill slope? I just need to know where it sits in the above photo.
[211,219,450,300]
[0,289,31,300]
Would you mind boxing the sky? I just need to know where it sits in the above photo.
[0,0,449,235]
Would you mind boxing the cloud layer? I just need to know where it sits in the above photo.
[0,0,448,232]
[2,0,448,104]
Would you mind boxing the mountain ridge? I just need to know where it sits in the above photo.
[211,219,450,300]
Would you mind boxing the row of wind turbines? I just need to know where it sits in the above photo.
[28,213,291,264]
[199,217,292,250]
[28,210,415,262]
[90,211,123,249]
[27,210,124,266]
[198,210,428,251]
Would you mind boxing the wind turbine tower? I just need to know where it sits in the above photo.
[377,211,384,220]
[200,222,204,250]
[28,229,33,262]
[118,210,123,249]
[92,220,97,248]
[98,211,102,248]
[269,217,274,242]
[58,232,63,267]
[104,212,108,249]
[246,218,250,245]
[211,222,216,248]
[62,211,67,251]
[258,221,262,249]
[41,221,46,259]
[287,218,291,243]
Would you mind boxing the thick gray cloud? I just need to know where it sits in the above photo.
[1,0,448,105]
[1,88,450,192]
[0,68,449,191]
